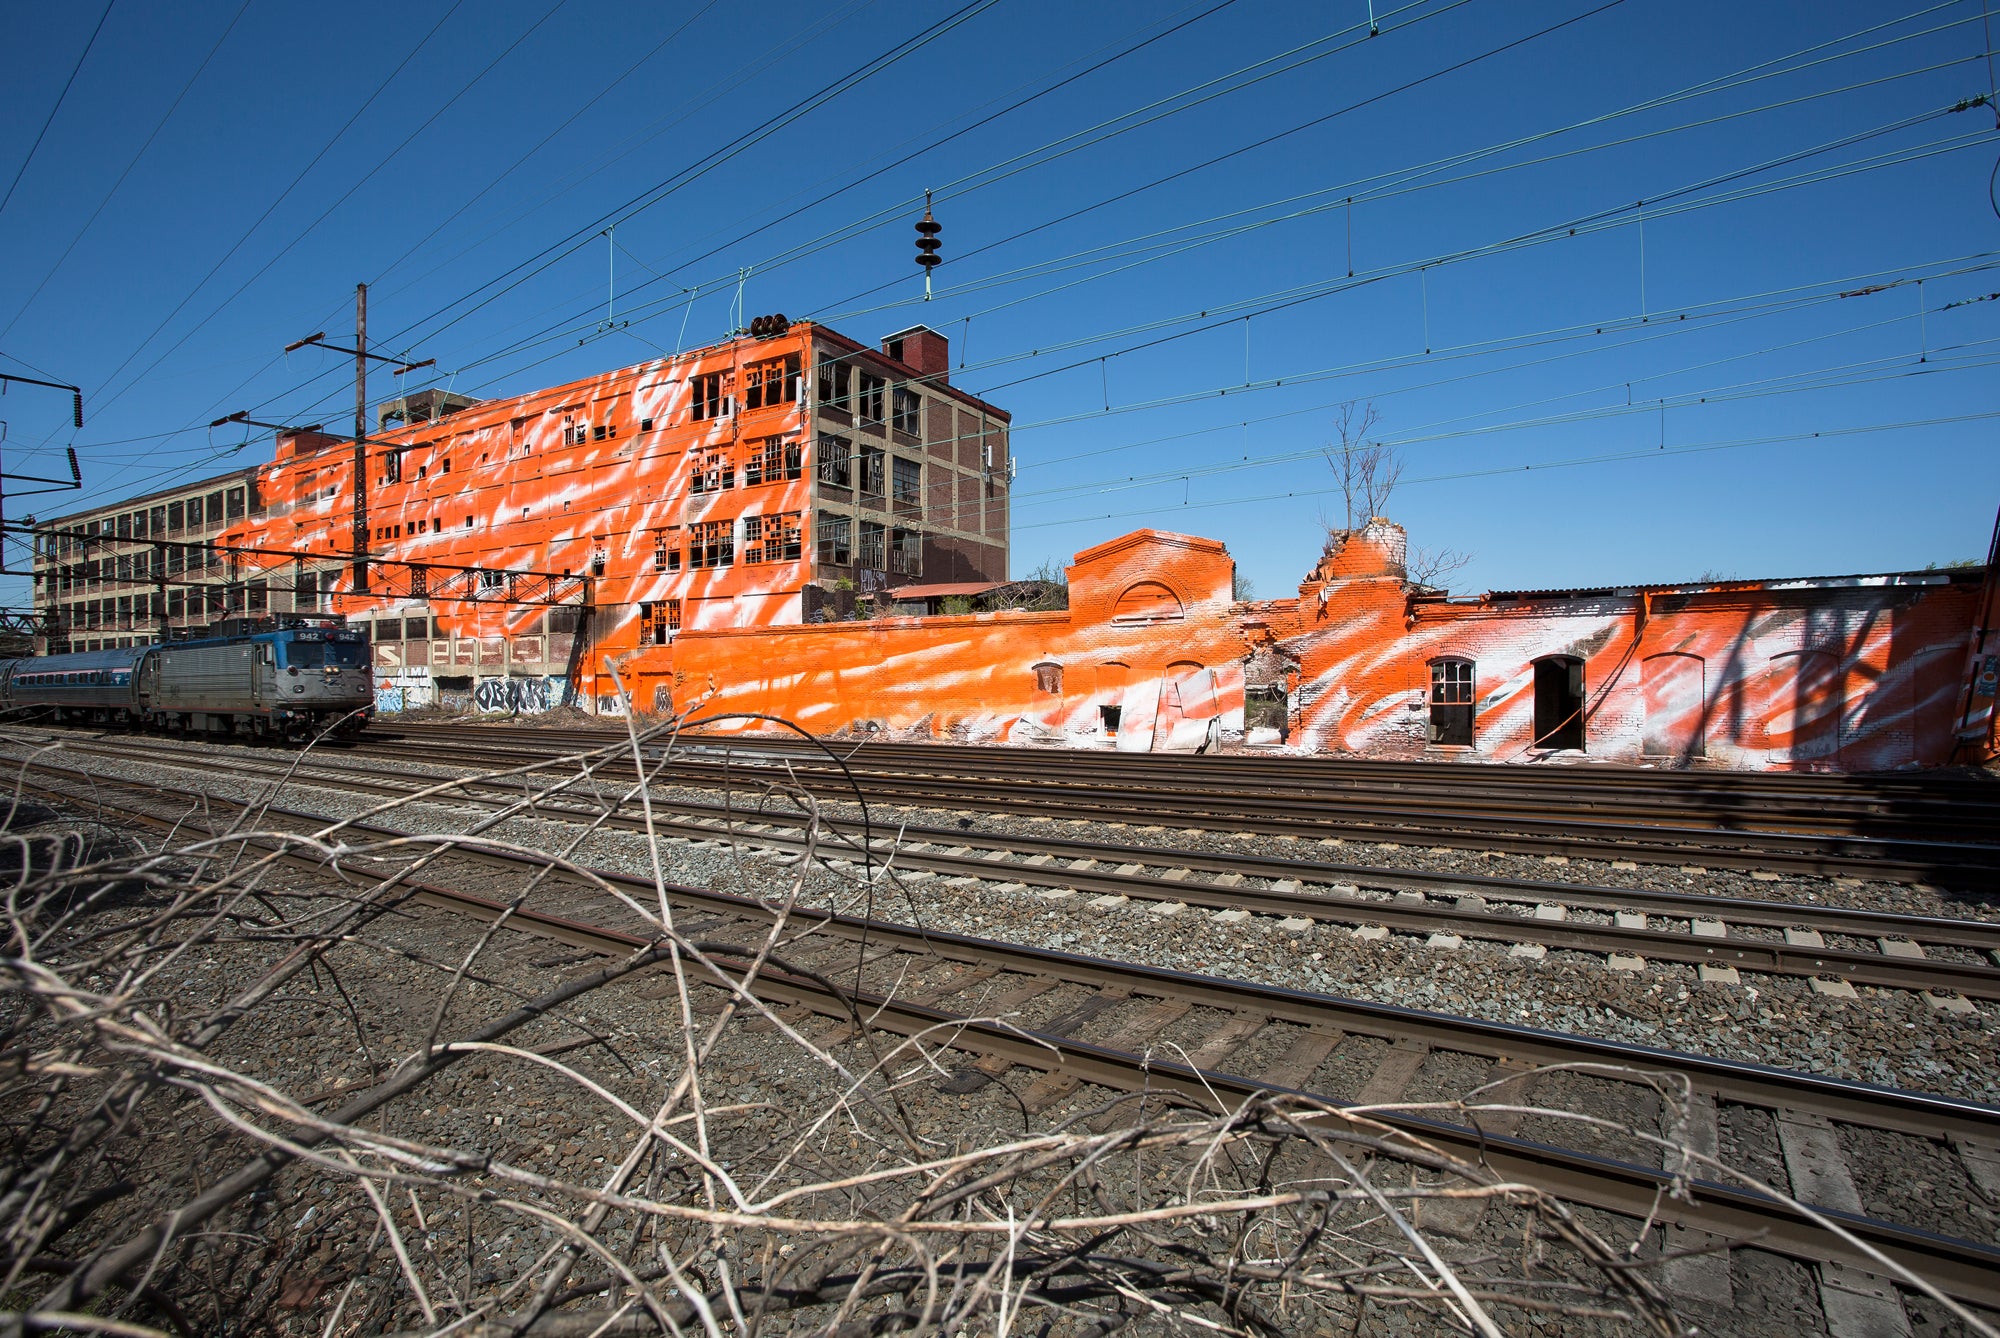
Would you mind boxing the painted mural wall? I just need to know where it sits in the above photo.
[611,520,1993,770]
[626,530,1248,749]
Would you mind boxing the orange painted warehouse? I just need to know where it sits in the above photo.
[197,316,1997,769]
[650,518,1998,770]
[220,319,1012,707]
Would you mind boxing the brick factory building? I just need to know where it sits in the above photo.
[640,519,2000,771]
[35,318,1013,705]
[25,314,1999,768]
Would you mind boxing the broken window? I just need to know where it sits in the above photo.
[1034,662,1063,693]
[817,433,852,488]
[206,491,224,525]
[816,356,851,408]
[691,448,735,494]
[817,511,851,565]
[247,579,268,613]
[116,513,132,539]
[857,519,886,570]
[690,370,732,420]
[859,444,885,498]
[688,520,734,569]
[653,527,682,571]
[856,372,885,425]
[892,387,920,435]
[640,599,681,645]
[227,487,246,519]
[743,511,802,564]
[744,355,801,410]
[891,456,921,515]
[889,526,920,576]
[1429,659,1474,747]
[744,436,802,486]
[383,452,402,484]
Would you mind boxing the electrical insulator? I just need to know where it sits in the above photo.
[915,190,941,297]
[748,314,789,338]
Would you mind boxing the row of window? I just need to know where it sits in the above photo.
[15,669,128,687]
[642,511,921,575]
[1427,656,1586,750]
[51,582,272,629]
[814,434,921,506]
[44,541,228,591]
[41,488,245,558]
[689,437,804,494]
[813,512,920,574]
[650,512,806,570]
[690,355,802,422]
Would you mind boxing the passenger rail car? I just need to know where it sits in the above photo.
[0,618,374,741]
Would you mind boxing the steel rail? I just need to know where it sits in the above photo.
[15,765,2000,1307]
[390,724,1998,798]
[344,732,2000,887]
[375,729,1995,835]
[30,736,2000,999]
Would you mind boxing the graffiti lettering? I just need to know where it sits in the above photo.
[474,676,555,714]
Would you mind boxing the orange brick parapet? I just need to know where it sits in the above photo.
[622,517,1997,771]
[641,529,1248,751]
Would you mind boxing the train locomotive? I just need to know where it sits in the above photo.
[0,615,374,742]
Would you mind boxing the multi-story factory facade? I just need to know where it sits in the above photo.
[26,313,1997,768]
[29,467,263,652]
[225,319,1008,689]
[33,318,1012,695]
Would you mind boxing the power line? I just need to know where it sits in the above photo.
[83,2,472,416]
[0,0,116,219]
[0,1,250,341]
[1013,410,2000,533]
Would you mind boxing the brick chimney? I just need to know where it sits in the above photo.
[882,325,949,383]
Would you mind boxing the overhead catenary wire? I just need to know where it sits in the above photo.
[0,1,250,343]
[0,1,117,220]
[52,0,1970,459]
[19,2,2000,564]
[1012,409,2000,533]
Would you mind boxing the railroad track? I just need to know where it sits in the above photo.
[378,723,2000,836]
[11,755,2000,1320]
[32,733,2000,1004]
[359,724,2000,888]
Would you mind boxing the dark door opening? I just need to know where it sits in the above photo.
[1099,704,1122,737]
[1532,657,1585,751]
[1429,659,1474,746]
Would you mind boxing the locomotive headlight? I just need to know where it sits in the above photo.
[288,666,299,676]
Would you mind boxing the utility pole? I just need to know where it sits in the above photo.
[284,284,432,600]
[352,283,368,593]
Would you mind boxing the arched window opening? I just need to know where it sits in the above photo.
[1112,581,1184,624]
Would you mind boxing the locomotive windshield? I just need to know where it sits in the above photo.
[284,641,368,669]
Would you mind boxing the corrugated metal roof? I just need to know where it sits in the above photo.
[1430,566,1983,605]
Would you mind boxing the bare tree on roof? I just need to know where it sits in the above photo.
[1323,401,1402,531]
[1408,545,1474,590]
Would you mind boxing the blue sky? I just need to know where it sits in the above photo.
[3,0,1998,603]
